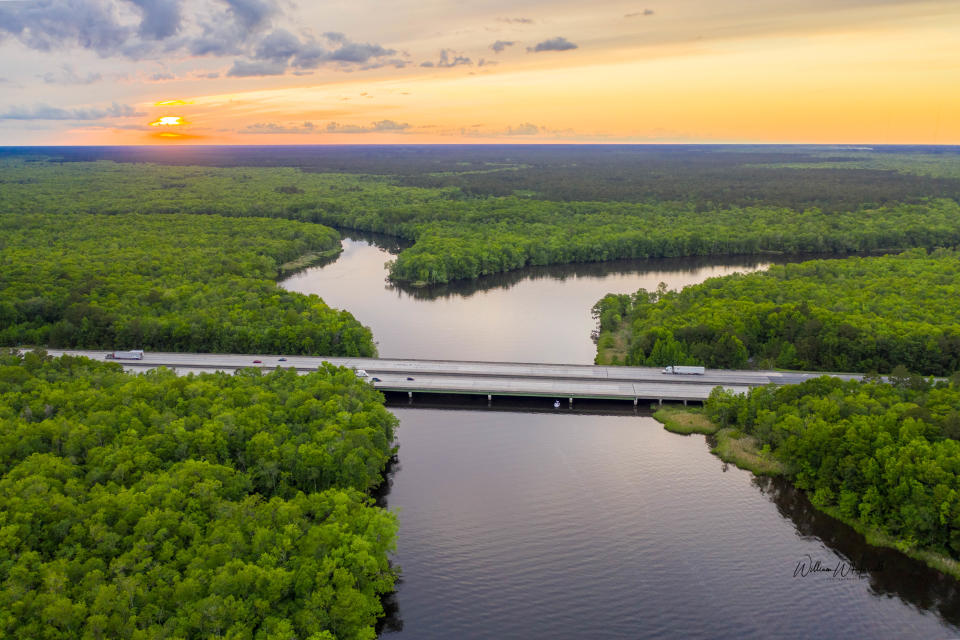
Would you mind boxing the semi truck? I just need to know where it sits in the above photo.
[662,365,705,375]
[105,350,145,360]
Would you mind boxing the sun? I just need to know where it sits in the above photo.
[149,116,184,126]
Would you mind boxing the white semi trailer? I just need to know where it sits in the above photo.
[105,350,145,360]
[662,365,705,375]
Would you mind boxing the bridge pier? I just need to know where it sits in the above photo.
[568,397,573,407]
[658,398,662,405]
[633,397,638,406]
[408,391,413,404]
[683,399,687,406]
[487,394,492,406]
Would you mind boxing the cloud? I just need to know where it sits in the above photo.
[435,49,472,68]
[150,72,175,81]
[527,37,578,52]
[497,17,533,24]
[490,40,515,53]
[241,121,317,134]
[325,119,410,133]
[505,122,540,135]
[40,64,102,85]
[0,0,133,57]
[327,41,395,63]
[0,0,395,78]
[625,9,655,17]
[237,30,396,73]
[129,0,184,40]
[226,59,287,77]
[0,102,145,120]
[477,58,497,67]
[254,28,302,62]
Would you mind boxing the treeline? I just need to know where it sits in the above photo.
[0,351,398,638]
[705,375,960,562]
[4,157,960,285]
[0,212,375,356]
[594,249,960,375]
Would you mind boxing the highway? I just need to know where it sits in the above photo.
[42,350,860,405]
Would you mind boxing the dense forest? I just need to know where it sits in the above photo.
[704,375,960,569]
[0,350,398,638]
[593,249,960,375]
[2,146,958,285]
[0,211,375,356]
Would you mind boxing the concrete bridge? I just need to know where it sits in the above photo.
[44,350,859,407]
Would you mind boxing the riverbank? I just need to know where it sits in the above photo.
[653,407,960,582]
[654,407,784,475]
[278,245,343,277]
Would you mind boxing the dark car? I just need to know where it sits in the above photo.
[406,376,415,381]
[278,357,287,361]
[371,377,381,382]
[253,360,262,364]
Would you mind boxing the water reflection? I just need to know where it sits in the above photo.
[281,236,781,363]
[386,253,780,301]
[758,475,960,626]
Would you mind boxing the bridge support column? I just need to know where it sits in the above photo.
[568,397,573,407]
[408,391,413,404]
[487,394,492,406]
[633,398,638,406]
[658,398,662,405]
[683,399,687,406]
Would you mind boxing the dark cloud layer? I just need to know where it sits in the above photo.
[0,0,396,78]
[528,37,578,52]
[0,102,144,120]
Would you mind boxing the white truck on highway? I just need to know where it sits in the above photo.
[105,350,145,360]
[662,365,705,375]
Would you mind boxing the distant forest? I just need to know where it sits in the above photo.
[2,145,959,285]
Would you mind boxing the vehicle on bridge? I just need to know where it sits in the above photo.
[105,350,144,360]
[663,365,705,375]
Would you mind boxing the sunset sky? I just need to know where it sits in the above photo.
[0,0,957,145]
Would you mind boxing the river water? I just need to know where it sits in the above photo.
[281,237,960,638]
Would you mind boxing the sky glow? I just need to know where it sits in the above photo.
[0,0,957,144]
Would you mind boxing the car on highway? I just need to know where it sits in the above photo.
[278,357,287,361]
[355,369,369,378]
[371,377,381,382]
[406,376,415,381]
[253,360,262,364]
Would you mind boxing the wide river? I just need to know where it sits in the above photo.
[282,236,960,638]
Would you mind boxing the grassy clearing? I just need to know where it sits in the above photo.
[653,407,718,435]
[278,246,343,277]
[595,325,631,365]
[712,428,786,476]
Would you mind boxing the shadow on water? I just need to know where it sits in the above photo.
[380,391,680,416]
[371,454,405,634]
[339,229,412,255]
[381,251,886,301]
[755,475,960,627]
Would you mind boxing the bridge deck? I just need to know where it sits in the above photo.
[42,350,851,403]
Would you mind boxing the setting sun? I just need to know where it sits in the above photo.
[149,116,183,126]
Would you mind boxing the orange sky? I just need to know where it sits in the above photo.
[1,0,958,144]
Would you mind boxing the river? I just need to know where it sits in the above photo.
[281,237,960,638]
